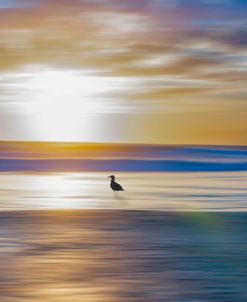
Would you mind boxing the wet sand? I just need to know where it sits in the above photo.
[1,210,247,301]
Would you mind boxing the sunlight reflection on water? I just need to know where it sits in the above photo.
[0,171,247,211]
[1,173,247,301]
[1,210,247,301]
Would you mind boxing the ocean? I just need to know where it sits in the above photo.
[0,171,247,211]
[0,158,247,300]
[1,210,247,301]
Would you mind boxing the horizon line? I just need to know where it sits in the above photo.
[1,140,247,148]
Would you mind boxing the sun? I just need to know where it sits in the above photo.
[1,64,134,142]
[26,66,110,141]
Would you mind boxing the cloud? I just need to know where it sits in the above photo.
[0,0,246,143]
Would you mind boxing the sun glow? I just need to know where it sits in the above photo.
[0,64,141,142]
[30,68,99,141]
[27,67,113,141]
[1,65,129,142]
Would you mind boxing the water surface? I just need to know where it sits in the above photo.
[1,172,247,301]
[0,171,247,211]
[1,210,247,302]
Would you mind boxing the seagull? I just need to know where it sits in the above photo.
[108,175,124,196]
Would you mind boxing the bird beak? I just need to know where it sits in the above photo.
[107,176,111,178]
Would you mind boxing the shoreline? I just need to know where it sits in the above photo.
[1,209,247,220]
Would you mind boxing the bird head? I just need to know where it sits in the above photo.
[107,175,115,180]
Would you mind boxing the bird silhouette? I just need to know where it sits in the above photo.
[108,175,124,196]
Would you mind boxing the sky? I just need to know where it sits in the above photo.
[0,0,246,144]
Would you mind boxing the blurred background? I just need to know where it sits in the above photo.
[0,1,247,301]
[0,0,247,144]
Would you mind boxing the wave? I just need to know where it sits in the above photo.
[0,158,247,172]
